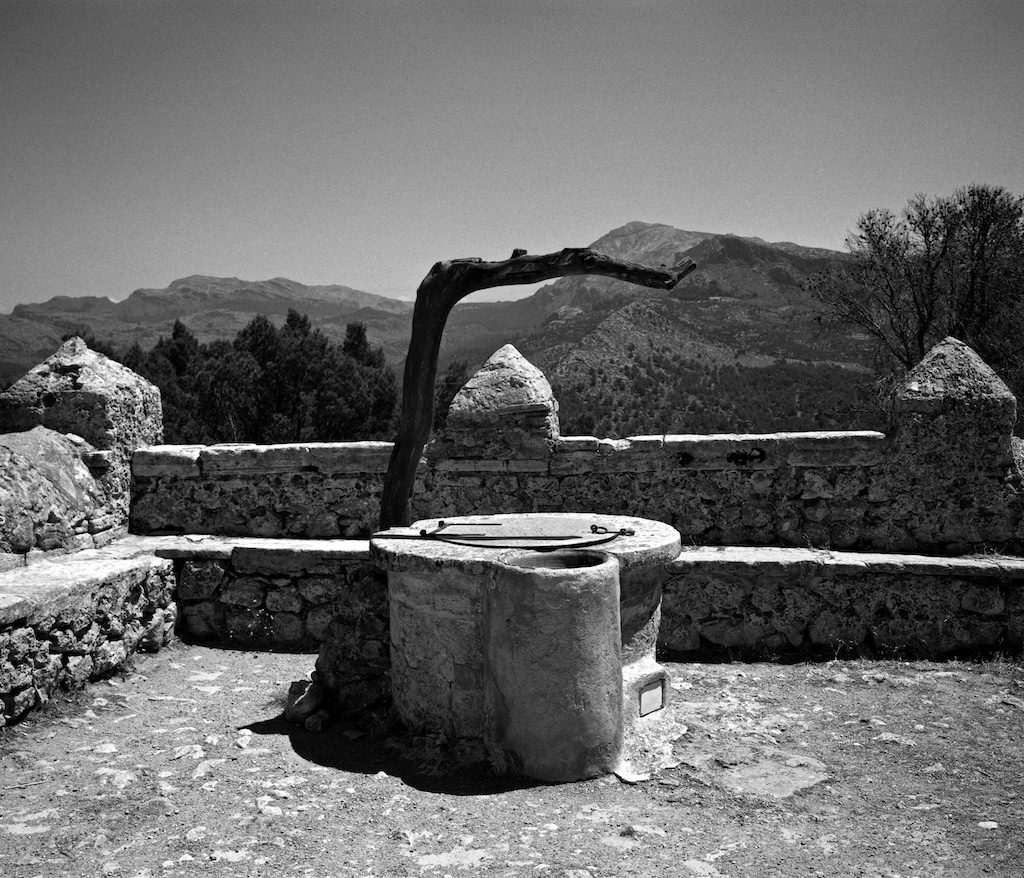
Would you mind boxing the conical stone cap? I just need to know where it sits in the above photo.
[446,344,558,433]
[0,337,163,447]
[892,337,1016,470]
[895,337,1016,414]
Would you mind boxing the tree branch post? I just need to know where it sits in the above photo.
[378,247,698,530]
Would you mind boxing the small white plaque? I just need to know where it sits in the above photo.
[639,679,664,716]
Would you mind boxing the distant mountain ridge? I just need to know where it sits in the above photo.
[2,275,416,383]
[13,275,410,323]
[1,223,870,437]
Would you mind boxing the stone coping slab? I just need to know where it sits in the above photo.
[0,545,171,628]
[139,535,371,564]
[133,442,393,477]
[668,545,1024,578]
[133,430,890,479]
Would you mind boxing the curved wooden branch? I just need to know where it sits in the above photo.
[378,248,697,530]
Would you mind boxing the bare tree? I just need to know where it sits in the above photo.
[378,247,697,530]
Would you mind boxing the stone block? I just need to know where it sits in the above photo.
[231,541,369,574]
[0,659,33,692]
[180,601,224,641]
[223,606,269,643]
[625,435,665,452]
[0,338,163,521]
[960,585,1006,616]
[784,432,887,467]
[893,337,1017,471]
[266,585,305,613]
[554,436,600,452]
[177,561,225,600]
[93,639,128,675]
[131,446,202,478]
[297,575,342,605]
[549,452,597,476]
[63,653,94,687]
[199,441,392,475]
[271,612,305,644]
[306,603,343,642]
[139,608,167,652]
[219,577,266,608]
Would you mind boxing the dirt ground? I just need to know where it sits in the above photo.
[2,643,1024,878]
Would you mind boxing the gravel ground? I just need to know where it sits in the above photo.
[2,642,1024,877]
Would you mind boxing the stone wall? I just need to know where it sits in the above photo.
[662,547,1024,659]
[0,342,170,726]
[5,334,1024,730]
[131,442,391,538]
[132,339,1024,556]
[151,538,389,713]
[0,544,176,727]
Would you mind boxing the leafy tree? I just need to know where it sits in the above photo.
[233,314,280,442]
[807,184,1024,391]
[191,340,260,442]
[313,345,397,440]
[101,312,396,444]
[432,359,469,431]
[271,309,330,441]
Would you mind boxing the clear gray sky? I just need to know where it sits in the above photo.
[2,0,1022,310]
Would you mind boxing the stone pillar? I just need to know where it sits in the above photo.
[0,338,163,525]
[483,549,623,782]
[434,343,559,462]
[889,337,1019,551]
[420,344,559,521]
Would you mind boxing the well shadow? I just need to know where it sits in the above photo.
[244,713,538,796]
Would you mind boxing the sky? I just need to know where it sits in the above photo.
[1,0,1022,310]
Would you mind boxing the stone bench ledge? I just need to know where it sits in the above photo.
[668,545,1024,579]
[0,544,172,628]
[133,535,372,576]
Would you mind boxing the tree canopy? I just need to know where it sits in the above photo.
[807,184,1024,394]
[120,312,397,444]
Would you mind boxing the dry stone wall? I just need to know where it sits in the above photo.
[662,547,1024,659]
[0,342,168,726]
[0,542,176,727]
[132,339,1024,556]
[131,443,391,538]
[3,335,1024,730]
[154,538,389,713]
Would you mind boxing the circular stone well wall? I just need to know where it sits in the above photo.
[483,549,623,782]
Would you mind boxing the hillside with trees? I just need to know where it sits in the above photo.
[552,347,870,438]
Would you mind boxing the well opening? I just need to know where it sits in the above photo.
[501,549,610,571]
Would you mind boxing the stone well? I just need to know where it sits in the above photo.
[370,512,681,781]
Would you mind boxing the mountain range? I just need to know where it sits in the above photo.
[0,221,878,434]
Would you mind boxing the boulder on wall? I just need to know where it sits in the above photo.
[0,426,107,563]
[0,337,163,522]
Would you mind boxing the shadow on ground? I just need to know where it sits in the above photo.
[245,712,538,796]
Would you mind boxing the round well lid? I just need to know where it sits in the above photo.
[372,513,681,569]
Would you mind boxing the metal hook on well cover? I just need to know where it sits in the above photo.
[590,525,635,536]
